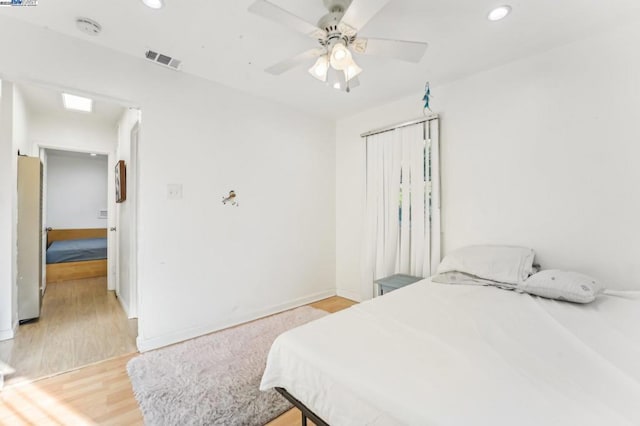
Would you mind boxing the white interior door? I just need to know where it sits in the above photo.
[117,166,131,316]
[114,119,139,319]
[107,153,117,292]
[129,123,138,318]
[112,218,120,296]
[39,148,48,294]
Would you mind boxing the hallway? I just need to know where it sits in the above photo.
[0,277,137,386]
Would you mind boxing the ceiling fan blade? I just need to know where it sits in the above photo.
[265,48,325,75]
[249,0,327,40]
[352,38,428,63]
[339,0,390,31]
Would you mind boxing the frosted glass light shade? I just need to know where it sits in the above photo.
[308,55,329,82]
[330,43,352,70]
[326,67,346,91]
[343,57,362,82]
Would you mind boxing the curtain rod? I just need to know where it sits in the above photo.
[360,114,439,138]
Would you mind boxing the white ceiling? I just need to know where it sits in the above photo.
[17,82,125,125]
[2,0,640,119]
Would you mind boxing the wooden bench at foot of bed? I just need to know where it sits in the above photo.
[46,228,108,284]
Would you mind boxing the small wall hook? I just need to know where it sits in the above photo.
[222,190,238,206]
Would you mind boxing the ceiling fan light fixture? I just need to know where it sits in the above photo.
[326,67,346,91]
[308,55,330,82]
[333,47,347,61]
[330,42,352,70]
[248,0,430,92]
[343,57,362,82]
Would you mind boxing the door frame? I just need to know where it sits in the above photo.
[129,121,139,318]
[37,144,116,289]
[2,75,143,346]
[115,118,141,318]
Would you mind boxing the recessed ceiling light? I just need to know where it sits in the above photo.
[142,0,164,9]
[62,93,93,112]
[90,153,97,157]
[488,5,512,21]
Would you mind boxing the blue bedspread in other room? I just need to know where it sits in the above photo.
[46,238,108,264]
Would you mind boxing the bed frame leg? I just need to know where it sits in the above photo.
[275,387,330,426]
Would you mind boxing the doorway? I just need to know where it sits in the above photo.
[0,80,141,386]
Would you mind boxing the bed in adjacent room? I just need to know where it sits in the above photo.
[46,228,108,283]
[261,277,640,426]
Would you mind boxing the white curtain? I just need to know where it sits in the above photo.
[361,119,441,300]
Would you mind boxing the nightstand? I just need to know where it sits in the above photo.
[375,274,423,296]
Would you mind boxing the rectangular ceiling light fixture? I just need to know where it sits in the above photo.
[62,93,93,112]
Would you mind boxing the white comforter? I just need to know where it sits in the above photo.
[260,279,640,426]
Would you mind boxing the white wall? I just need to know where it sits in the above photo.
[0,81,16,340]
[12,86,30,155]
[29,112,118,155]
[46,153,108,229]
[0,82,32,340]
[336,23,640,300]
[0,16,336,351]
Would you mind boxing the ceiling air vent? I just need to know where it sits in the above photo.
[144,50,182,71]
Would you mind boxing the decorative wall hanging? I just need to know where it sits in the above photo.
[115,160,127,203]
[222,190,238,206]
[422,82,432,114]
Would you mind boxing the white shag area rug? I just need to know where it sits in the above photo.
[127,306,327,426]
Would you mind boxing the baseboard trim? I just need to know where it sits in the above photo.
[0,323,17,341]
[336,288,361,302]
[115,290,131,318]
[136,289,336,352]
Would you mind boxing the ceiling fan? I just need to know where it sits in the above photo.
[248,0,428,92]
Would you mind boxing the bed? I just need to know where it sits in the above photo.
[261,279,640,425]
[46,228,108,283]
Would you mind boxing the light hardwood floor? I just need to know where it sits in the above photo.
[0,296,356,426]
[0,277,137,387]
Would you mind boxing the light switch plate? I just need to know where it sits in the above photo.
[167,184,183,200]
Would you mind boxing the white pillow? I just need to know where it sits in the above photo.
[521,270,604,304]
[436,245,536,285]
